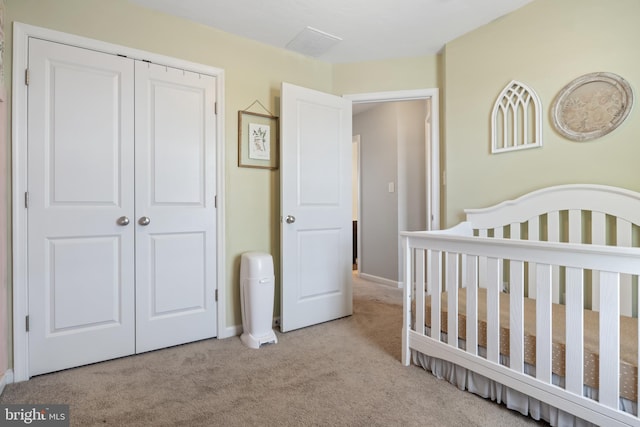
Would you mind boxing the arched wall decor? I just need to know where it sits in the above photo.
[491,80,542,154]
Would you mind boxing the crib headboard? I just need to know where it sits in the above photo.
[464,184,640,245]
[462,184,640,314]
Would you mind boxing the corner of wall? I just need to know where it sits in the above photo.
[0,368,13,393]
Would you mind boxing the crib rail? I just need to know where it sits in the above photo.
[473,212,639,315]
[401,229,640,427]
[465,184,640,317]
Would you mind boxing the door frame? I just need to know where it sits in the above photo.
[352,135,361,275]
[12,23,227,382]
[345,89,441,284]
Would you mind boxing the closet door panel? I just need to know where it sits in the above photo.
[134,62,217,353]
[27,38,136,376]
[151,83,205,204]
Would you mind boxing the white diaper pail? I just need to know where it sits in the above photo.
[240,252,278,349]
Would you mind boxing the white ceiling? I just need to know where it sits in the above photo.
[129,0,533,63]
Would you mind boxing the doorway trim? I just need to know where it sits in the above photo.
[12,23,227,382]
[352,135,361,275]
[344,89,441,283]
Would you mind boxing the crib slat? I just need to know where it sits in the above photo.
[429,250,442,341]
[527,218,540,300]
[447,252,459,346]
[548,211,561,304]
[591,212,606,312]
[591,212,606,245]
[466,255,479,356]
[528,217,540,242]
[568,209,582,244]
[547,210,560,240]
[565,267,584,395]
[536,263,553,383]
[599,271,620,408]
[568,210,585,314]
[487,257,501,363]
[510,223,520,240]
[493,227,504,294]
[415,249,425,336]
[494,227,503,239]
[461,254,467,289]
[478,229,487,289]
[510,260,524,373]
[402,241,412,366]
[616,219,632,317]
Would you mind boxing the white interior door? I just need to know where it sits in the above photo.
[27,39,136,375]
[280,82,352,332]
[134,62,217,353]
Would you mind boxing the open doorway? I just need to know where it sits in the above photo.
[346,90,440,288]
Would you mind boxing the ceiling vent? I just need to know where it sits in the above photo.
[285,26,342,57]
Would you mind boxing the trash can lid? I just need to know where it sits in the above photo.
[240,252,274,277]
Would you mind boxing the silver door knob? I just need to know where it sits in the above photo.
[116,216,130,226]
[138,216,151,226]
[285,215,296,224]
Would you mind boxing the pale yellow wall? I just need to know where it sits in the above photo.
[4,0,333,334]
[333,55,440,95]
[443,0,640,226]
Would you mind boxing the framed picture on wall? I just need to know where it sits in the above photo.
[238,110,279,169]
[551,72,634,142]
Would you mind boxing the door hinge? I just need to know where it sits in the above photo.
[24,192,29,208]
[25,69,30,86]
[25,315,29,332]
[215,289,218,302]
[214,195,217,208]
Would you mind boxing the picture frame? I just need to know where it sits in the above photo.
[238,110,279,169]
[551,72,634,142]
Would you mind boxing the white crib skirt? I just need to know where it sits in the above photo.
[413,350,637,427]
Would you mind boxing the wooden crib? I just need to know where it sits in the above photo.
[401,184,640,426]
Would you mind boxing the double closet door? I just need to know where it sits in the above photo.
[26,38,217,376]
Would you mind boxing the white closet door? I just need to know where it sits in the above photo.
[27,39,136,376]
[134,61,217,353]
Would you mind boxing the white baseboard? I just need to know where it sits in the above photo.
[359,273,402,288]
[0,369,14,395]
[219,324,242,339]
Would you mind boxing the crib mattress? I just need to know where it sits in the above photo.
[422,288,638,401]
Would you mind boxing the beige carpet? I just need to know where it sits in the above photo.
[0,274,542,426]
